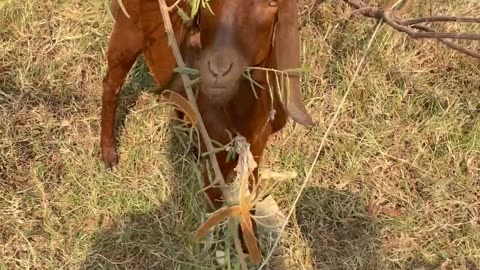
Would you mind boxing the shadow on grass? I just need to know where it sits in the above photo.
[81,128,215,269]
[113,56,157,150]
[81,210,183,269]
[296,187,381,270]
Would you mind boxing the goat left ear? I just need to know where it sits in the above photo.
[269,0,313,127]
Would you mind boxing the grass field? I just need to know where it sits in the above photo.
[1,0,480,269]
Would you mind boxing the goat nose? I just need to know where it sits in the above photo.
[208,60,233,77]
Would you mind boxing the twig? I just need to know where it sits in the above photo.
[258,19,384,270]
[168,0,182,12]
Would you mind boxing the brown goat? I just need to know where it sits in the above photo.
[101,0,313,258]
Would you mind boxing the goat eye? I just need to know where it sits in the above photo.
[268,0,278,7]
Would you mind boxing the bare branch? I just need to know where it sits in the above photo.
[341,0,480,60]
[383,11,480,40]
[403,16,480,25]
[412,24,480,59]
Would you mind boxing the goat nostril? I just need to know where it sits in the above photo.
[208,61,219,77]
[207,60,233,78]
[221,63,233,76]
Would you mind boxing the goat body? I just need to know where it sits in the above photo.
[101,0,313,258]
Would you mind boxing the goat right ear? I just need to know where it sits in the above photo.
[269,0,314,127]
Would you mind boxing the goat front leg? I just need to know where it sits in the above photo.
[100,14,142,169]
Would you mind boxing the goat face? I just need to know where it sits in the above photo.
[195,0,314,128]
[196,0,279,104]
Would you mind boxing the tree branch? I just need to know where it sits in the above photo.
[403,16,480,25]
[341,0,480,60]
[412,24,480,59]
[383,10,480,40]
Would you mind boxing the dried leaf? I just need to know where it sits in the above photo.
[234,137,257,201]
[195,206,242,239]
[255,195,286,230]
[240,211,262,265]
[215,250,226,265]
[161,90,198,125]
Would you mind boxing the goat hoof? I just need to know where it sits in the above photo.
[102,146,119,169]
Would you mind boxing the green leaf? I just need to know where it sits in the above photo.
[174,67,200,76]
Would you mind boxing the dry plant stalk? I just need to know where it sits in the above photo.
[195,137,262,265]
[343,0,480,59]
[157,0,262,268]
[157,0,226,188]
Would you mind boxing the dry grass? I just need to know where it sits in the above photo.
[1,0,479,269]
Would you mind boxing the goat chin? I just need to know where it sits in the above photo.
[200,83,239,105]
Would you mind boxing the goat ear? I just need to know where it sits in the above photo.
[270,0,313,127]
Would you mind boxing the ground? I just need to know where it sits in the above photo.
[1,0,479,269]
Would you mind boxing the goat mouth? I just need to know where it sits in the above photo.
[210,86,227,90]
[201,83,238,104]
[203,85,230,94]
[203,81,232,91]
